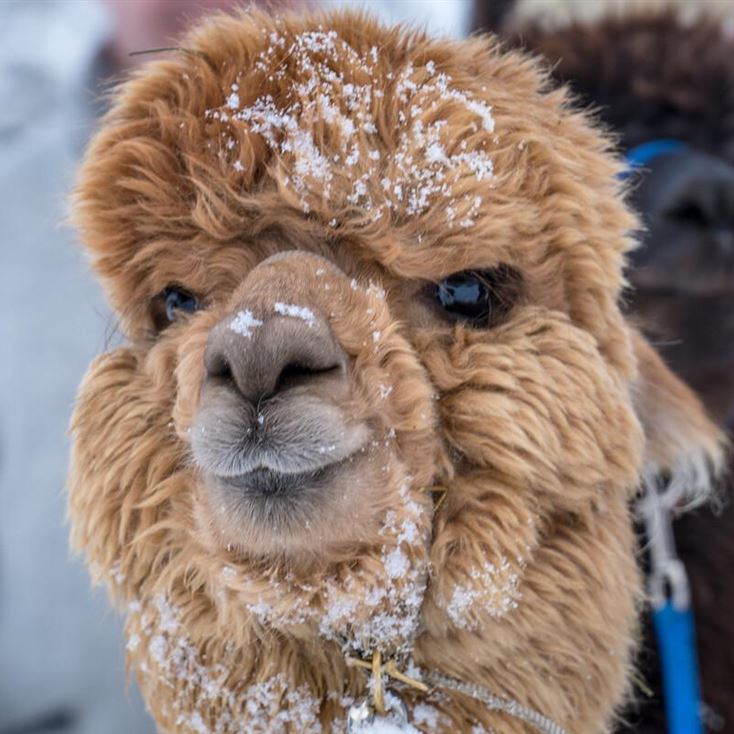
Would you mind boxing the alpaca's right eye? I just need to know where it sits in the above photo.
[150,286,200,331]
[434,266,521,327]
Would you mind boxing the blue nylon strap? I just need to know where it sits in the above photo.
[620,139,688,179]
[626,139,688,168]
[652,602,704,734]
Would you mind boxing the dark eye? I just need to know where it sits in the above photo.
[165,287,199,320]
[151,286,200,331]
[434,266,520,327]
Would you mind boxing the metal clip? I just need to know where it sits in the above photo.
[637,479,690,611]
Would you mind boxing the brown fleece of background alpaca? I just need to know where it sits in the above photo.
[505,11,734,162]
[68,9,723,734]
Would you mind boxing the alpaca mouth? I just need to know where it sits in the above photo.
[208,459,355,536]
[217,464,338,496]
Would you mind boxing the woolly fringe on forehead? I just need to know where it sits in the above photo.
[205,26,497,225]
[75,7,637,367]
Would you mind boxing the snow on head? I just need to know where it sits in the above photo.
[226,91,240,110]
[317,478,430,658]
[274,302,316,327]
[230,309,263,338]
[129,594,323,734]
[442,556,524,631]
[209,30,497,225]
[412,703,446,731]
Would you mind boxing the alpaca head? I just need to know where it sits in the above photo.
[68,9,722,733]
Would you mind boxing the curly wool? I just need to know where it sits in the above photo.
[68,8,722,734]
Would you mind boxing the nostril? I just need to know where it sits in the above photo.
[205,308,348,404]
[274,361,342,393]
[207,354,233,382]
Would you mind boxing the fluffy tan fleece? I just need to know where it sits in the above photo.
[68,8,722,733]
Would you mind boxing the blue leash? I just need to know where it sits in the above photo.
[627,139,704,733]
[638,482,704,734]
[652,602,703,734]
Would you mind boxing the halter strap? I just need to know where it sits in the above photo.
[422,670,569,734]
[347,654,569,734]
[618,139,688,180]
[626,139,688,169]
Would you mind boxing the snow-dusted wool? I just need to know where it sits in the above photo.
[68,8,722,734]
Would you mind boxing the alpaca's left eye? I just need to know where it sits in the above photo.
[165,287,199,321]
[151,286,200,331]
[434,266,520,327]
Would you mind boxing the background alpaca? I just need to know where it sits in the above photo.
[472,7,734,732]
[68,8,722,733]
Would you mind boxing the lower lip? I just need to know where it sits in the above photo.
[217,465,333,496]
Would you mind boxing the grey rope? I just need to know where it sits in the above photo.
[422,670,569,734]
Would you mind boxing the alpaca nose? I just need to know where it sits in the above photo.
[204,306,347,405]
[645,150,734,259]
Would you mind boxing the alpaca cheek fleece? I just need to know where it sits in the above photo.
[67,9,723,734]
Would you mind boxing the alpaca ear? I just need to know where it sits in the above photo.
[631,331,726,504]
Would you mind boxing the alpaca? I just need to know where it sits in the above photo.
[476,8,734,732]
[67,9,723,733]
